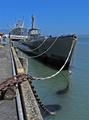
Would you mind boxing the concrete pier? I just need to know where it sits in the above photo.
[0,43,43,120]
[12,47,43,120]
[0,45,17,120]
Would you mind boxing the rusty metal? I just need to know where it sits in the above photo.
[0,73,56,115]
[0,74,30,98]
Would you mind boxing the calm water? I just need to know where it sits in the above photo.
[19,36,89,120]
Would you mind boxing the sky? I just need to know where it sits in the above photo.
[0,0,89,35]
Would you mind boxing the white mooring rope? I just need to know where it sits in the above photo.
[29,39,76,80]
[29,36,59,58]
[28,37,48,51]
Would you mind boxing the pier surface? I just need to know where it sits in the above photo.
[12,47,43,120]
[0,43,43,120]
[0,45,17,120]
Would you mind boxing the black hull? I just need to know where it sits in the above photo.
[18,47,70,70]
[35,55,70,70]
[18,34,77,70]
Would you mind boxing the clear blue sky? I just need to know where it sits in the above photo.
[0,0,89,35]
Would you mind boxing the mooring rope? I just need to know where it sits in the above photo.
[29,36,59,58]
[28,37,48,51]
[25,39,76,115]
[28,39,76,80]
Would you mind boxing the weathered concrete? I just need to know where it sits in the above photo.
[0,45,17,120]
[12,47,43,120]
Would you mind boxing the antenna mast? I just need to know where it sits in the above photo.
[32,15,35,29]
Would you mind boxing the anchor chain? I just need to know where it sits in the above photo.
[0,74,56,115]
[0,74,29,99]
[0,73,68,115]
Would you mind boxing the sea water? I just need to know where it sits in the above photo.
[19,35,89,120]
